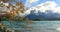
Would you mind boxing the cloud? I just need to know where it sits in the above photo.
[29,1,60,13]
[25,0,39,8]
[26,0,39,3]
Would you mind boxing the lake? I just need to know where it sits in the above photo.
[1,20,60,32]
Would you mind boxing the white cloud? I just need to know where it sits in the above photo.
[29,1,60,14]
[26,0,39,3]
[25,0,39,8]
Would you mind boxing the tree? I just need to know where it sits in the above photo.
[0,0,31,32]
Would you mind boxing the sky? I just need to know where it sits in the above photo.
[24,0,60,8]
[24,0,60,13]
[11,0,60,8]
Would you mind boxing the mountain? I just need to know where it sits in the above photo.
[26,9,60,20]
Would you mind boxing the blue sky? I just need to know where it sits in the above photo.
[23,0,60,7]
[38,0,59,6]
[11,0,60,8]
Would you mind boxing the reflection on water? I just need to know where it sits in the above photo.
[1,21,60,32]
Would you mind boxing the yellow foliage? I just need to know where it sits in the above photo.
[25,18,31,23]
[0,0,31,22]
[0,23,4,27]
[19,17,24,21]
[1,0,7,2]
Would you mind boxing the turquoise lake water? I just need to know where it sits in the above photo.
[1,20,60,32]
